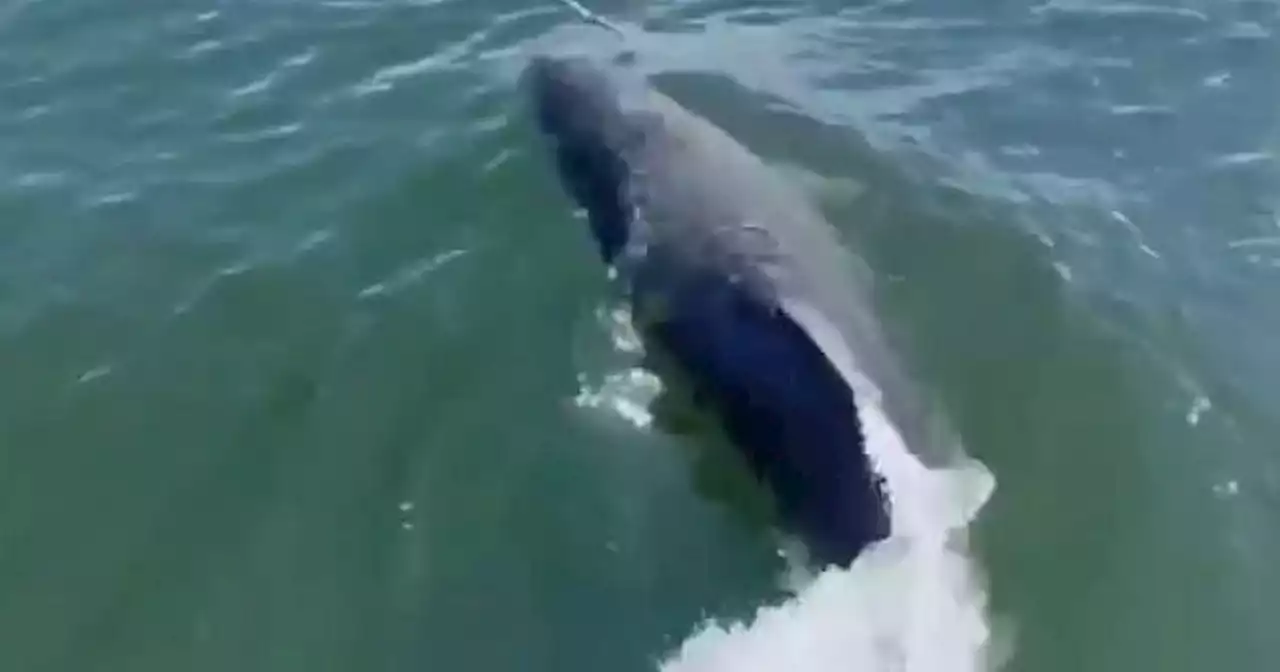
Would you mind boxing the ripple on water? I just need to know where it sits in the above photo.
[357,249,470,300]
[344,4,543,100]
[1032,2,1211,25]
[11,172,70,190]
[1222,21,1271,40]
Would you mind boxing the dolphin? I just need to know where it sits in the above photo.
[524,55,916,567]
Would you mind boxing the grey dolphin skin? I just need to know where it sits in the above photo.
[523,55,895,567]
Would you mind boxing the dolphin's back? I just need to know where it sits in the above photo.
[527,56,896,566]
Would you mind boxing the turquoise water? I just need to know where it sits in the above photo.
[1,0,1277,670]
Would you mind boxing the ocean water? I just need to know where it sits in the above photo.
[1,1,1277,671]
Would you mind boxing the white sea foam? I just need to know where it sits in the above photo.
[660,538,997,672]
[572,304,661,428]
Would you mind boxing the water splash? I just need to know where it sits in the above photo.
[574,367,663,429]
[572,304,661,428]
[660,537,1000,672]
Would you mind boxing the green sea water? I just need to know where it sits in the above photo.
[1,1,1278,671]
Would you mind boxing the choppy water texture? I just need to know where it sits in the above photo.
[2,1,1278,671]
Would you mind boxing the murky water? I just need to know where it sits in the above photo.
[1,1,1277,670]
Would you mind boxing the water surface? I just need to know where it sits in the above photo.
[1,1,1277,670]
